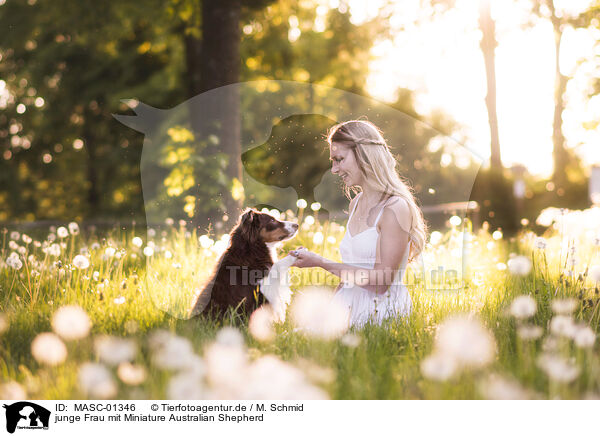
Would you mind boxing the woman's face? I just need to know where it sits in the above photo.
[329,142,362,187]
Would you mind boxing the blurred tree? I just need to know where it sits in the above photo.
[523,0,593,190]
[0,0,182,221]
[478,0,502,171]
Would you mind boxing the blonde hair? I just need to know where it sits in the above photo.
[327,119,427,262]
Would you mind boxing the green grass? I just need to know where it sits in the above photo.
[0,211,599,400]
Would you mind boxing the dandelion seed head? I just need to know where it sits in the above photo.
[517,324,544,340]
[340,333,361,348]
[550,315,577,338]
[57,227,69,238]
[0,381,27,400]
[291,287,349,340]
[72,254,90,269]
[248,307,276,342]
[420,352,457,381]
[534,237,547,249]
[574,325,596,348]
[434,315,496,369]
[536,353,579,383]
[589,265,600,282]
[551,298,578,315]
[94,335,137,366]
[31,332,67,366]
[68,222,79,235]
[479,374,530,400]
[117,362,147,386]
[52,305,91,340]
[507,256,532,276]
[78,362,117,399]
[509,295,537,319]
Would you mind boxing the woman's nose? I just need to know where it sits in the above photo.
[331,163,338,174]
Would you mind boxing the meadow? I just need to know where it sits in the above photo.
[1,204,599,400]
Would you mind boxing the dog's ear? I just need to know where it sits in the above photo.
[239,208,260,243]
[241,208,255,225]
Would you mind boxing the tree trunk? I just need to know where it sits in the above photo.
[187,0,242,232]
[83,110,100,219]
[550,11,568,188]
[479,0,502,171]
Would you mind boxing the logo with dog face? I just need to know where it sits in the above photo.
[114,80,483,317]
[3,402,51,433]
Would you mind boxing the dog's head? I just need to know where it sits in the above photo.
[234,208,298,245]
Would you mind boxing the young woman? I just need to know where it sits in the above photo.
[289,120,427,327]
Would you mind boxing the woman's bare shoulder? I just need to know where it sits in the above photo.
[380,195,412,233]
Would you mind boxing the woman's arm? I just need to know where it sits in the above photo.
[319,206,410,294]
[293,199,412,295]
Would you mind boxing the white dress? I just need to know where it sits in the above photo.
[332,192,412,328]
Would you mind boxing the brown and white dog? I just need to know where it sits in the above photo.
[191,208,298,320]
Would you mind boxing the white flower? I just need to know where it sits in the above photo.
[291,287,349,340]
[21,234,32,244]
[310,202,321,211]
[312,231,324,244]
[549,315,577,338]
[340,333,361,348]
[10,231,20,241]
[94,335,137,366]
[238,355,328,400]
[434,315,496,369]
[57,226,69,238]
[536,353,579,383]
[199,235,214,248]
[509,295,537,319]
[149,330,199,371]
[6,255,22,270]
[589,265,600,282]
[47,243,61,256]
[551,298,578,315]
[574,325,596,348]
[536,207,561,227]
[68,222,79,235]
[132,237,143,248]
[0,381,27,400]
[507,256,532,276]
[52,305,92,341]
[517,325,543,340]
[72,254,90,269]
[167,371,205,400]
[215,327,245,347]
[117,362,147,386]
[248,307,276,342]
[91,242,100,250]
[479,374,530,400]
[104,247,116,257]
[31,332,67,366]
[296,199,307,209]
[143,246,154,257]
[78,363,117,399]
[420,352,458,381]
[534,237,547,249]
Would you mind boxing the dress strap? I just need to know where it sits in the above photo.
[373,195,395,226]
[348,192,362,221]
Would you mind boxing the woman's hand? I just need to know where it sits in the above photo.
[289,247,323,268]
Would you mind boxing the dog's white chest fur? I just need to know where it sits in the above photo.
[266,241,282,263]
